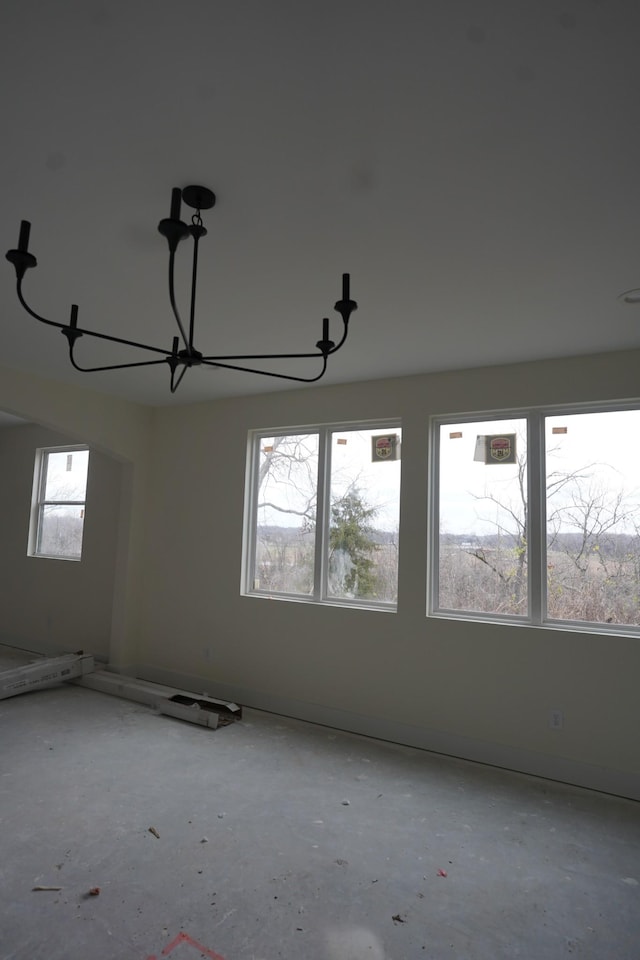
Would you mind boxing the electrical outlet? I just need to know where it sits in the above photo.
[550,709,564,731]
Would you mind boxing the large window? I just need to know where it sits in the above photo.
[30,447,89,560]
[244,422,402,608]
[431,405,640,631]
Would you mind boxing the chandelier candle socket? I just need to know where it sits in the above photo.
[5,185,357,394]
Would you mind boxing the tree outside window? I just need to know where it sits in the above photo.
[433,407,640,630]
[246,424,402,607]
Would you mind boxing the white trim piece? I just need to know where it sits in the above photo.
[0,653,94,700]
[72,669,241,729]
[156,698,219,729]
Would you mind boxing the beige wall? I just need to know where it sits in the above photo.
[1,353,638,799]
[0,364,152,668]
[141,350,640,799]
[0,423,122,658]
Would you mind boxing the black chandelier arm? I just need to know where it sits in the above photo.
[195,328,345,365]
[167,248,190,351]
[200,349,329,362]
[188,228,201,351]
[326,321,350,354]
[67,347,171,375]
[198,355,329,383]
[6,200,358,396]
[16,279,71,332]
[328,299,357,353]
[169,363,189,394]
[16,279,173,358]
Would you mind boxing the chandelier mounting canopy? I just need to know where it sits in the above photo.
[5,184,357,394]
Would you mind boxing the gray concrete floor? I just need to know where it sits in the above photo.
[0,670,639,959]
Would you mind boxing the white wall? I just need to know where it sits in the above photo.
[140,349,640,800]
[0,423,122,658]
[0,364,152,669]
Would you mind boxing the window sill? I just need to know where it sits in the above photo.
[244,591,397,613]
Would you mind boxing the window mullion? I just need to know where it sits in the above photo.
[428,417,442,614]
[527,411,544,624]
[38,453,49,504]
[246,433,261,592]
[43,500,85,507]
[314,428,330,601]
[36,452,49,555]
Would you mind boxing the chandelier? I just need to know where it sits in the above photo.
[5,185,357,393]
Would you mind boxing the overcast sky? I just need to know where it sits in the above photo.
[439,410,640,537]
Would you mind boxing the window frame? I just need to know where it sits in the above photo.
[29,444,90,561]
[243,419,402,611]
[429,401,640,635]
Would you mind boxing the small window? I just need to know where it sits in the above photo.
[244,422,402,608]
[30,447,89,560]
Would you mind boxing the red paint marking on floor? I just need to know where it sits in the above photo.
[148,930,226,960]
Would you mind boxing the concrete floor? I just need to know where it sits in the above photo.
[0,671,639,959]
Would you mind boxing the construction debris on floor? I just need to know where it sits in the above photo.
[0,652,94,700]
[0,648,242,729]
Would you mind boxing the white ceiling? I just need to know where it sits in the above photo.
[2,0,640,407]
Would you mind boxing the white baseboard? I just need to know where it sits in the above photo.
[128,662,639,803]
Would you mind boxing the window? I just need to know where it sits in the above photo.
[434,415,528,617]
[30,447,89,560]
[244,422,402,608]
[431,405,640,632]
